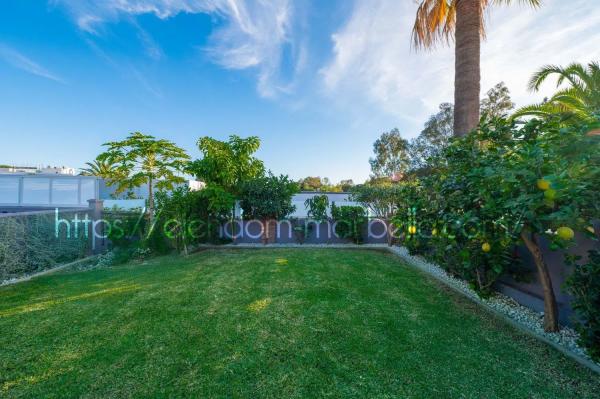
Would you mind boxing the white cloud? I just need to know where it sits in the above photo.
[321,0,600,136]
[0,43,64,83]
[53,0,301,97]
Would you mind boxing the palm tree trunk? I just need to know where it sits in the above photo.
[520,228,559,332]
[454,0,481,136]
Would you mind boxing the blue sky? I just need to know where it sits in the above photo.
[0,0,598,183]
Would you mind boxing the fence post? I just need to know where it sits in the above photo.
[87,199,105,254]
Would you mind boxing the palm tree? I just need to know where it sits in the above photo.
[412,0,541,136]
[80,158,115,179]
[512,61,600,124]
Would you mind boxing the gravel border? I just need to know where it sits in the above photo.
[386,246,600,374]
[203,242,600,373]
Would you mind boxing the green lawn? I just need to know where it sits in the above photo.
[1,249,598,398]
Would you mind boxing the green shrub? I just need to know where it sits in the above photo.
[304,194,329,222]
[239,173,298,220]
[331,203,366,244]
[565,250,600,361]
[0,211,88,281]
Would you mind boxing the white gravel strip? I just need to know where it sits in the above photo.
[387,246,600,372]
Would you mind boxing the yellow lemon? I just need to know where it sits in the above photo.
[482,243,491,253]
[431,228,438,236]
[537,179,550,191]
[408,226,417,234]
[556,227,575,240]
[544,189,556,200]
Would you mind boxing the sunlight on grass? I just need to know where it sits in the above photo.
[247,298,272,313]
[2,367,72,392]
[275,258,288,265]
[0,284,141,317]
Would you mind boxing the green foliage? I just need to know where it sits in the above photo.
[290,218,312,244]
[0,212,88,281]
[409,103,454,171]
[409,83,514,172]
[79,158,118,178]
[350,184,399,218]
[304,194,329,222]
[298,176,323,191]
[386,116,600,294]
[239,173,299,220]
[565,250,600,361]
[188,135,264,195]
[480,82,515,121]
[298,176,349,192]
[96,132,190,215]
[369,128,411,178]
[154,186,235,253]
[513,61,600,124]
[331,203,366,244]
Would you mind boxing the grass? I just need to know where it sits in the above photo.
[1,248,599,398]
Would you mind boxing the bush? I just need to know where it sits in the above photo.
[565,250,600,361]
[304,194,329,222]
[239,173,298,220]
[331,203,366,244]
[0,211,88,281]
[154,186,235,254]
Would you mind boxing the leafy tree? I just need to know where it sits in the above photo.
[239,173,299,243]
[409,103,454,170]
[369,128,411,178]
[425,116,600,331]
[97,132,190,219]
[188,135,265,196]
[304,194,329,222]
[513,61,600,124]
[366,176,394,187]
[299,176,323,191]
[350,185,399,219]
[240,173,298,220]
[409,83,514,170]
[412,0,540,136]
[339,179,355,192]
[331,204,367,244]
[480,81,515,120]
[155,186,235,254]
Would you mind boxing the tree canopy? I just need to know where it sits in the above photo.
[188,135,265,195]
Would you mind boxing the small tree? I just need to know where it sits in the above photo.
[239,173,299,243]
[97,132,190,220]
[188,135,264,196]
[331,203,367,244]
[305,194,329,222]
[155,186,235,254]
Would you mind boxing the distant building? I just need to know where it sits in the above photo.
[0,165,76,175]
[39,166,76,175]
[0,166,38,174]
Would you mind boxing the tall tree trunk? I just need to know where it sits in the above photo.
[454,0,481,136]
[147,176,154,222]
[520,228,559,332]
